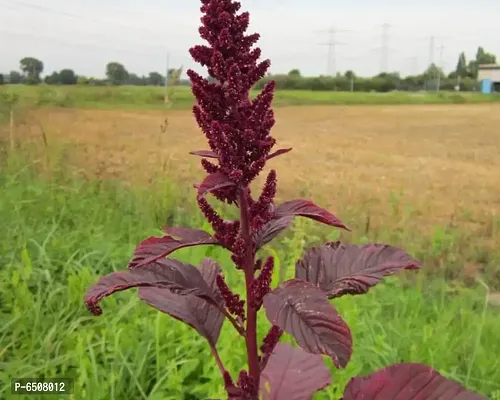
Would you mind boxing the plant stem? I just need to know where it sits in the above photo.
[216,304,246,336]
[239,187,260,390]
[210,345,227,378]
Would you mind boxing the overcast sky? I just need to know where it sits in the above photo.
[1,0,499,78]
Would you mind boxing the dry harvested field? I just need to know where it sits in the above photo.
[18,103,500,234]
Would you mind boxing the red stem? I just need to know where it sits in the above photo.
[210,344,227,378]
[239,187,260,392]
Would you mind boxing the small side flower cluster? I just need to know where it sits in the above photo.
[250,257,274,309]
[216,273,245,321]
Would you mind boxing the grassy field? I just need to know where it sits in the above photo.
[1,91,500,399]
[1,144,499,400]
[1,84,500,110]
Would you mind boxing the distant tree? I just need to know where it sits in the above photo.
[127,73,146,85]
[468,46,497,78]
[59,69,77,84]
[44,71,60,84]
[455,52,468,78]
[9,70,23,84]
[19,57,44,84]
[77,75,90,85]
[287,69,301,77]
[0,74,4,85]
[375,72,401,80]
[43,69,77,85]
[476,46,496,64]
[424,63,445,79]
[148,71,164,86]
[344,70,356,79]
[105,62,129,85]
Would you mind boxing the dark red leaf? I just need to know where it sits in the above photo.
[295,242,422,299]
[196,171,236,199]
[189,150,219,159]
[342,363,486,400]
[275,200,349,231]
[85,258,214,316]
[253,216,294,250]
[260,342,332,400]
[263,279,352,368]
[128,227,220,269]
[138,258,225,346]
[266,148,292,161]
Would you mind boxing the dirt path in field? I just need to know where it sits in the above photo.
[15,104,500,234]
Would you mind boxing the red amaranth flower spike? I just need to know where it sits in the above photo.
[83,1,486,399]
[216,273,245,321]
[250,256,274,309]
[259,325,283,370]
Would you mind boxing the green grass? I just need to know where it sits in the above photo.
[1,84,500,110]
[1,143,500,400]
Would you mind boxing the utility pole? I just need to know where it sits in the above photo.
[317,26,350,76]
[164,52,170,104]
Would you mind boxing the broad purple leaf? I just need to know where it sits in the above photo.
[342,363,487,400]
[266,148,292,161]
[263,279,352,368]
[128,227,219,269]
[296,242,422,299]
[189,149,219,159]
[260,342,332,400]
[275,200,349,231]
[253,216,294,250]
[253,199,348,249]
[196,171,235,199]
[138,258,225,346]
[85,258,214,316]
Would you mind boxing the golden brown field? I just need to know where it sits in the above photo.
[19,104,500,232]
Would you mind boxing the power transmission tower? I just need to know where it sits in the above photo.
[316,26,350,76]
[370,23,397,74]
[423,35,448,91]
[428,36,435,68]
[380,23,391,72]
[436,44,445,91]
[405,56,418,76]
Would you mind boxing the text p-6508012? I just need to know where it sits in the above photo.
[11,378,74,395]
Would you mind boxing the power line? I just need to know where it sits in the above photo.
[0,28,172,58]
[1,0,170,36]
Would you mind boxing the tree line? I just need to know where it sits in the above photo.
[0,58,183,87]
[0,46,496,92]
